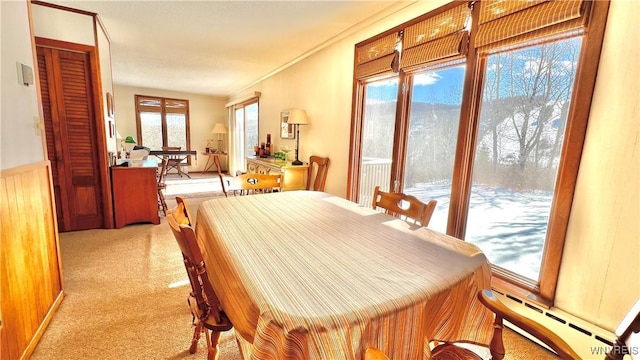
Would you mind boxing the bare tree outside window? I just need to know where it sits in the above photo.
[466,37,582,280]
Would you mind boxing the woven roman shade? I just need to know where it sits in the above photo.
[475,0,586,49]
[355,32,399,80]
[137,96,187,114]
[136,96,161,112]
[400,3,471,72]
[164,99,188,114]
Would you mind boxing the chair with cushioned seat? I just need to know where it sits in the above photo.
[166,196,235,359]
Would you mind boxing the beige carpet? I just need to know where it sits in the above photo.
[30,196,242,360]
[30,177,560,359]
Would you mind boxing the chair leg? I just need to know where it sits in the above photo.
[157,190,167,216]
[189,322,203,354]
[489,315,506,360]
[205,329,223,360]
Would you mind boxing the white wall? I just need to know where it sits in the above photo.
[97,20,117,154]
[555,0,640,330]
[114,84,227,172]
[1,0,45,170]
[31,4,94,46]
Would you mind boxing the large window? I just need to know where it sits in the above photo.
[349,0,609,303]
[357,78,399,207]
[135,95,190,157]
[404,66,465,234]
[233,99,259,171]
[467,38,582,281]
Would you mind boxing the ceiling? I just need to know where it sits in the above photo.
[42,1,404,98]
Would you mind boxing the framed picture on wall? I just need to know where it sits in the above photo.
[106,92,114,117]
[280,111,295,139]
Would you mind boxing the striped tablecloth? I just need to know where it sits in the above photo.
[195,191,493,360]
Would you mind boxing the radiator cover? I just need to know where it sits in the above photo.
[492,289,619,359]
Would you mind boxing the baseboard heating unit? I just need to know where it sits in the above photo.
[492,288,618,359]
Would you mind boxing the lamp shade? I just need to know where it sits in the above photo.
[124,136,136,144]
[212,123,227,134]
[287,109,309,125]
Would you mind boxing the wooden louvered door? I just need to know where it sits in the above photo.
[37,45,104,232]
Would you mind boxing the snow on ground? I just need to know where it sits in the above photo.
[406,183,552,280]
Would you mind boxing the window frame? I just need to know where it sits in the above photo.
[348,0,610,305]
[134,94,192,164]
[232,97,259,172]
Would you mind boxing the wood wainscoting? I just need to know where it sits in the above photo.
[1,161,64,359]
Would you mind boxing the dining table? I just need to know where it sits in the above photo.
[149,149,197,178]
[195,191,494,360]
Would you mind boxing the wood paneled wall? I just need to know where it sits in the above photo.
[1,161,64,359]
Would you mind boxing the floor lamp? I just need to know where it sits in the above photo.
[287,109,308,165]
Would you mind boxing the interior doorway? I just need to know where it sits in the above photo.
[36,39,107,232]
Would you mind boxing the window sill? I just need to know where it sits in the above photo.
[491,271,553,309]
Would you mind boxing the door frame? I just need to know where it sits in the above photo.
[35,37,114,230]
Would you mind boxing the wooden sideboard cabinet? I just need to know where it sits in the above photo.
[246,156,308,191]
[111,160,161,228]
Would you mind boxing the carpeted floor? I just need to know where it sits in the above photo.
[30,196,242,360]
[30,175,560,359]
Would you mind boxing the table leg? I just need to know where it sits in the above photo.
[203,156,215,172]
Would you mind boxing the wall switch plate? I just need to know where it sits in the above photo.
[34,116,42,135]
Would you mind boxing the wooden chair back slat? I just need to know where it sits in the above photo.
[372,185,436,227]
[230,173,282,195]
[306,156,329,191]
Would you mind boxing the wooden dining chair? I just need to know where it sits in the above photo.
[213,153,230,197]
[229,172,282,195]
[306,155,329,191]
[364,290,640,360]
[166,196,234,360]
[174,195,194,226]
[372,185,437,227]
[163,146,186,177]
[156,158,168,216]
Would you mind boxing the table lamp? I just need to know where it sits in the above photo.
[123,136,136,158]
[287,109,308,165]
[116,131,124,158]
[211,123,227,153]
